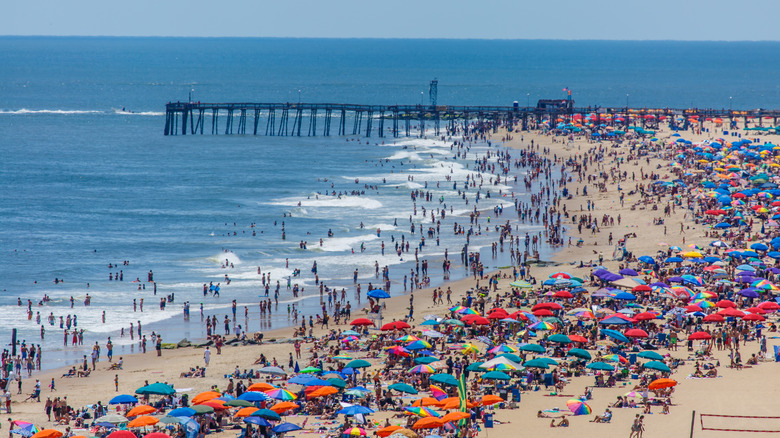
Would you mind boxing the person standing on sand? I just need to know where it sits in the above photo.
[204,347,211,366]
[156,336,162,356]
[114,374,119,392]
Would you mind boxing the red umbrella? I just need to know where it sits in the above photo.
[718,308,745,317]
[553,290,574,299]
[758,301,780,311]
[632,284,652,292]
[109,432,137,438]
[715,300,736,308]
[689,331,712,340]
[532,309,554,317]
[744,307,766,315]
[532,302,563,311]
[632,312,657,321]
[684,304,703,312]
[381,321,411,330]
[508,311,529,321]
[703,314,725,323]
[462,315,490,325]
[486,309,509,319]
[743,313,765,321]
[625,329,649,338]
[350,318,375,326]
[143,434,170,438]
[568,334,589,343]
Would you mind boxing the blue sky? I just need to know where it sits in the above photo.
[5,0,780,40]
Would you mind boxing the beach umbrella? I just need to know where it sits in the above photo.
[127,416,159,428]
[625,329,649,338]
[308,386,339,398]
[299,366,321,374]
[244,417,271,427]
[225,399,254,407]
[377,427,403,438]
[345,359,371,369]
[251,409,282,421]
[414,356,440,365]
[482,371,511,381]
[238,391,269,402]
[338,405,375,416]
[11,424,40,438]
[547,334,571,344]
[327,377,347,389]
[523,359,549,369]
[234,407,260,418]
[601,329,629,343]
[703,314,725,323]
[258,366,287,376]
[412,418,444,430]
[143,434,170,438]
[411,397,444,407]
[190,405,214,415]
[633,312,658,321]
[273,423,302,434]
[31,431,62,438]
[637,351,664,361]
[247,382,276,392]
[367,290,391,299]
[135,383,175,396]
[383,321,411,331]
[689,331,712,340]
[409,365,436,374]
[192,391,221,405]
[568,334,589,343]
[344,428,367,436]
[350,318,374,326]
[430,373,459,386]
[407,340,433,350]
[404,406,441,418]
[441,412,471,423]
[566,399,592,416]
[157,417,184,425]
[167,407,196,417]
[269,402,300,413]
[638,256,656,264]
[96,414,130,424]
[389,383,418,394]
[586,362,615,371]
[110,394,139,405]
[127,405,156,417]
[481,395,504,406]
[648,378,677,390]
[518,343,545,353]
[566,348,591,360]
[107,432,136,438]
[643,361,671,373]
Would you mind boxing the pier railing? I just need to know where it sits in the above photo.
[164,101,780,137]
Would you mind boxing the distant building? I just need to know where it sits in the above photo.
[536,99,574,109]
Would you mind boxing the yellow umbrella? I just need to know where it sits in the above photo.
[683,251,702,258]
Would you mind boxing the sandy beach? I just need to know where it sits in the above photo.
[8,118,780,438]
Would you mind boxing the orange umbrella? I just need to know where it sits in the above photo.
[376,426,402,437]
[411,397,443,407]
[440,412,470,423]
[270,401,300,413]
[32,430,63,438]
[412,418,443,430]
[201,400,229,410]
[308,386,339,398]
[71,435,89,438]
[648,378,677,391]
[234,407,259,418]
[247,382,276,392]
[440,397,478,410]
[127,405,156,417]
[127,416,159,428]
[192,391,221,405]
[480,395,503,406]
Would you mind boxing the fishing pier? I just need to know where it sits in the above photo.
[163,101,780,137]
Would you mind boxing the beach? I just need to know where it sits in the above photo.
[7,115,780,438]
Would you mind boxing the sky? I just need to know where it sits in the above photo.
[5,0,780,40]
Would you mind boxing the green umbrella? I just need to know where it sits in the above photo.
[327,378,347,389]
[430,373,459,386]
[414,357,440,365]
[300,366,322,374]
[509,280,533,288]
[547,334,571,344]
[586,362,615,371]
[537,357,558,366]
[637,351,664,361]
[346,359,371,369]
[482,371,511,381]
[566,348,592,360]
[388,383,418,394]
[191,405,215,414]
[518,344,545,353]
[523,359,550,369]
[465,362,485,372]
[135,382,176,396]
[225,400,254,407]
[643,361,671,373]
[158,416,185,425]
[443,319,465,326]
[497,353,523,363]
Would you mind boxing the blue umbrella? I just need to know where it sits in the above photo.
[238,392,269,402]
[612,292,637,300]
[273,423,303,433]
[168,407,197,417]
[638,256,655,264]
[244,417,272,427]
[665,257,684,263]
[337,405,375,416]
[599,316,632,325]
[367,289,390,299]
[110,394,139,404]
[601,329,629,343]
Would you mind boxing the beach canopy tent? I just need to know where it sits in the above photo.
[135,383,175,396]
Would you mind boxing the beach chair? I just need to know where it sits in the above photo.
[542,373,554,389]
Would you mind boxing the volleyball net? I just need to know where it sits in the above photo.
[700,413,780,433]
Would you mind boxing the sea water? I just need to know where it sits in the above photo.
[3,37,780,369]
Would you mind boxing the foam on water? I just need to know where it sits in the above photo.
[270,196,382,210]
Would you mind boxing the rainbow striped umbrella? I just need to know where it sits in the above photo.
[602,354,629,364]
[566,399,592,416]
[396,335,420,342]
[384,346,411,356]
[461,343,480,354]
[529,321,555,331]
[429,385,447,400]
[487,344,518,354]
[264,389,298,401]
[406,340,433,350]
[485,362,517,371]
[693,299,715,308]
[409,365,436,374]
[752,279,777,290]
[448,305,468,313]
[404,406,441,418]
[455,307,480,315]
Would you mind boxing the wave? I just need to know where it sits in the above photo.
[112,109,165,116]
[271,196,382,210]
[0,108,103,115]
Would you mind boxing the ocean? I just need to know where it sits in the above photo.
[2,37,780,369]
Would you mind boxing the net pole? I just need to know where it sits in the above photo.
[690,410,696,438]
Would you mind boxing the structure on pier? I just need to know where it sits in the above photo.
[164,101,780,138]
